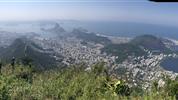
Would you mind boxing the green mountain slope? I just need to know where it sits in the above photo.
[0,37,63,70]
[101,43,146,63]
[131,35,171,53]
[101,35,173,63]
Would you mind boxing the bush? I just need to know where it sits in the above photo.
[0,63,177,100]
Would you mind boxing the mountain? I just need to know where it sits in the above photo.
[0,37,63,70]
[101,43,146,63]
[101,35,174,63]
[72,28,112,45]
[41,23,66,34]
[131,35,172,53]
[57,21,178,39]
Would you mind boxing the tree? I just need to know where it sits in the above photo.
[163,77,178,98]
[21,56,33,67]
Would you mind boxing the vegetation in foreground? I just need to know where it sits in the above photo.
[0,63,178,100]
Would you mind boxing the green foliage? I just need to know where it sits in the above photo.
[101,43,146,63]
[0,38,63,70]
[21,56,33,66]
[92,62,107,76]
[115,81,131,96]
[164,77,178,97]
[175,76,178,81]
[130,86,144,96]
[0,63,177,100]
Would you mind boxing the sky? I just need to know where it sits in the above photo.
[0,0,178,27]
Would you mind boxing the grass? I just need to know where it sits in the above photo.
[0,64,177,100]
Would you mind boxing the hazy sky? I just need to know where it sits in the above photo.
[0,0,178,27]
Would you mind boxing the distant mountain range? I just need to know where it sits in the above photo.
[102,35,174,63]
[57,21,178,39]
[41,23,66,33]
[1,20,178,39]
[0,37,63,70]
[0,23,177,70]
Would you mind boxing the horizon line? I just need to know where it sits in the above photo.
[0,0,147,3]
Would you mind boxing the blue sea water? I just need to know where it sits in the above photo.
[160,57,178,73]
[60,21,178,39]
